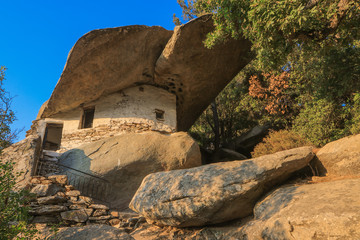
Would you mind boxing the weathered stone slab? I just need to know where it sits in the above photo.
[90,204,109,210]
[30,184,64,197]
[60,209,88,223]
[92,209,107,217]
[130,147,314,227]
[30,205,68,215]
[154,14,253,130]
[41,25,173,118]
[233,178,360,239]
[59,132,201,209]
[37,195,67,205]
[1,135,41,189]
[316,133,360,176]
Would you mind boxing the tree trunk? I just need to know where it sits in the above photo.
[211,101,220,151]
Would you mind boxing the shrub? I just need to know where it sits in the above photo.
[0,159,35,239]
[252,130,313,157]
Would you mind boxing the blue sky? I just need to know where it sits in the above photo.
[1,1,183,141]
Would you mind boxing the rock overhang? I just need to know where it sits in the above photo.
[40,15,253,131]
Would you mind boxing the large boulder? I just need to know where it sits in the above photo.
[129,146,314,227]
[154,15,253,131]
[234,178,360,239]
[40,25,173,118]
[40,15,253,132]
[1,135,41,189]
[58,132,201,209]
[316,134,360,176]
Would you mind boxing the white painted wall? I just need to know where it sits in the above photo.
[37,85,176,149]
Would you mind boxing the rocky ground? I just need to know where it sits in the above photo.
[4,133,358,239]
[28,133,360,239]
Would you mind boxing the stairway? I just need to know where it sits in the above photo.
[36,150,62,176]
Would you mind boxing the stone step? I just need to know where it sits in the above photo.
[42,150,62,158]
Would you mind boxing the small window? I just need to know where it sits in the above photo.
[155,109,165,121]
[81,107,95,129]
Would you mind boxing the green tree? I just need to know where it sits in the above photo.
[0,160,35,239]
[178,1,360,150]
[0,67,34,239]
[0,67,19,150]
[193,0,359,70]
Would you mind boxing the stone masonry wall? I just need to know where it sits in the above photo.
[60,120,173,151]
[29,175,146,232]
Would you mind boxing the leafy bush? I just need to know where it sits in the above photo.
[349,93,360,135]
[0,159,35,239]
[252,130,312,157]
[292,99,351,147]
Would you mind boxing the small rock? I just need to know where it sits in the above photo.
[89,204,109,210]
[30,178,42,184]
[65,185,75,191]
[30,184,64,197]
[69,204,87,210]
[69,196,78,202]
[69,198,86,205]
[89,215,111,221]
[92,209,107,217]
[41,180,53,185]
[37,195,67,205]
[109,218,121,227]
[110,211,119,218]
[79,196,92,204]
[61,209,88,223]
[84,208,93,217]
[48,175,68,186]
[55,192,66,198]
[66,190,81,197]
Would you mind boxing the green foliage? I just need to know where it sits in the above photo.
[178,1,360,152]
[347,92,360,135]
[252,130,312,158]
[193,0,360,70]
[0,160,36,239]
[292,99,347,146]
[173,0,206,25]
[288,44,360,146]
[0,67,33,239]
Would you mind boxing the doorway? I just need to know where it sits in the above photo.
[43,123,63,151]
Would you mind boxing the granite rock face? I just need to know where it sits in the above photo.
[39,15,253,131]
[1,135,41,189]
[40,25,172,119]
[43,225,134,240]
[234,178,360,240]
[316,133,360,176]
[58,131,202,209]
[130,147,314,227]
[154,15,253,130]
